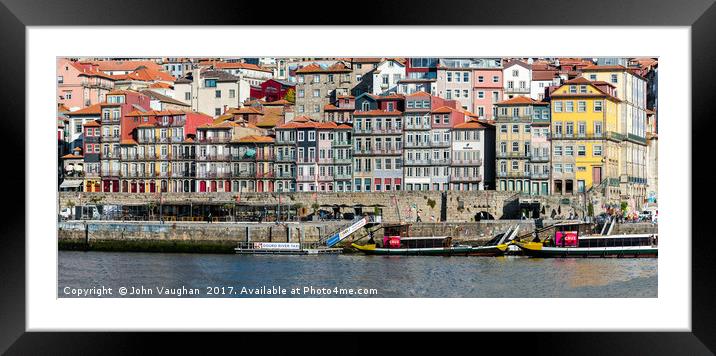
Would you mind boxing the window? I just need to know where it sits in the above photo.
[579,85,587,94]
[565,101,574,112]
[205,79,217,87]
[185,92,190,101]
[569,85,577,93]
[589,74,597,80]
[578,122,586,137]
[478,91,485,99]
[57,76,64,83]
[229,89,235,98]
[554,164,562,173]
[478,76,484,83]
[594,100,603,112]
[512,124,519,133]
[512,70,518,77]
[578,145,586,156]
[463,72,469,82]
[493,76,499,83]
[611,74,618,83]
[313,89,320,97]
[554,146,562,156]
[447,72,452,82]
[500,125,507,133]
[578,101,586,112]
[594,145,603,156]
[215,90,221,98]
[215,108,221,116]
[554,101,562,112]
[512,141,519,152]
[594,121,603,136]
[565,146,574,156]
[314,104,320,113]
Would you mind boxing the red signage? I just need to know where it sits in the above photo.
[555,231,579,247]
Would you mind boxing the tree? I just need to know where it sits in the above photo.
[587,203,594,217]
[284,88,296,103]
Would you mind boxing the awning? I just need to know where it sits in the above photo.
[59,179,83,189]
[244,148,256,157]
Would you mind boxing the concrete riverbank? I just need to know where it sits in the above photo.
[57,220,657,254]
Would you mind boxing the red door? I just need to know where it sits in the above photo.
[112,181,119,192]
[225,180,231,192]
[257,181,263,192]
[139,182,145,193]
[593,167,602,186]
[122,181,128,192]
[199,181,207,192]
[211,181,217,192]
[150,182,156,193]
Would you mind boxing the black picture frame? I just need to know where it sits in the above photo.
[1,0,714,353]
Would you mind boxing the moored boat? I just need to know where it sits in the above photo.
[351,223,475,256]
[515,221,657,258]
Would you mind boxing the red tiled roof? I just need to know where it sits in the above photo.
[495,96,547,105]
[238,135,274,143]
[453,120,486,129]
[61,153,83,159]
[83,120,101,127]
[120,139,138,145]
[264,99,291,106]
[93,60,163,72]
[581,65,627,71]
[296,62,351,73]
[113,67,175,82]
[406,91,431,97]
[68,103,102,115]
[532,70,558,81]
[149,82,173,89]
[431,106,456,114]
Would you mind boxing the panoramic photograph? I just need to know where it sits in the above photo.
[56,56,658,298]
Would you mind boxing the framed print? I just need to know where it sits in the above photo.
[2,0,716,353]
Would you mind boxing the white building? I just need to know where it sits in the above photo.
[370,59,405,94]
[174,69,251,117]
[503,60,532,99]
[450,120,487,191]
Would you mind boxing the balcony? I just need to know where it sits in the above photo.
[530,155,550,163]
[334,172,352,180]
[497,151,530,159]
[317,158,333,164]
[274,172,295,179]
[451,158,483,166]
[405,123,431,130]
[197,136,231,143]
[450,175,482,182]
[196,171,233,178]
[431,141,451,148]
[256,171,274,179]
[333,157,352,164]
[196,154,231,161]
[405,159,431,165]
[318,175,334,181]
[275,155,295,162]
[530,172,550,179]
[333,140,351,147]
[296,175,315,182]
[497,171,530,178]
[431,158,450,165]
[404,141,430,148]
[504,87,530,94]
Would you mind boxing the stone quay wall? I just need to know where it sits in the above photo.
[59,190,592,222]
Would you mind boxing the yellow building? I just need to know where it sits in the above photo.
[581,65,649,210]
[550,77,621,196]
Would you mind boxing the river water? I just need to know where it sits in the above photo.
[58,251,657,298]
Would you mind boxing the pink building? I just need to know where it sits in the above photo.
[472,68,503,120]
[57,59,116,110]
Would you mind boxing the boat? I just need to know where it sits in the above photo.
[234,242,343,255]
[351,223,475,256]
[466,224,521,256]
[514,221,658,258]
